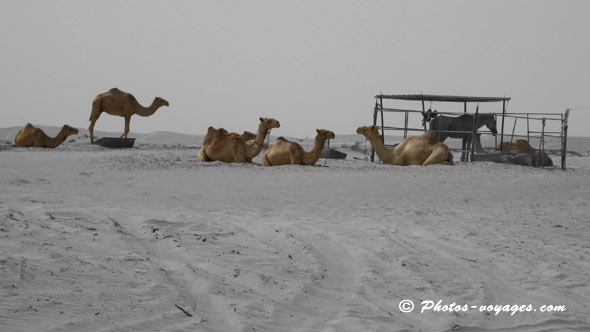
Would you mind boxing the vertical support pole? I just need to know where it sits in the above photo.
[494,114,498,148]
[510,117,517,145]
[537,118,546,167]
[421,98,427,132]
[380,97,384,140]
[464,102,467,113]
[526,114,530,142]
[561,109,569,170]
[500,100,506,152]
[404,111,408,139]
[471,105,479,162]
[371,99,378,162]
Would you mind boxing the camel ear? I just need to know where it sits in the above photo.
[259,117,264,122]
[316,129,320,133]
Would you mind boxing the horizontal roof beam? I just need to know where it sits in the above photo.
[376,94,511,103]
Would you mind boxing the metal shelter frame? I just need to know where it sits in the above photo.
[370,94,570,170]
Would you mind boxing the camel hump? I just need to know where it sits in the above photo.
[423,131,440,143]
[277,136,287,141]
[25,123,33,129]
[109,87,121,93]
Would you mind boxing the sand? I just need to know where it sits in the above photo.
[1,130,590,332]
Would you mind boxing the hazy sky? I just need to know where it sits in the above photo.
[1,0,589,137]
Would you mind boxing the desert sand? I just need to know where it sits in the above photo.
[1,128,589,332]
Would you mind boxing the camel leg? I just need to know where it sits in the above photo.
[290,150,302,165]
[89,119,96,144]
[262,153,272,166]
[197,147,210,162]
[121,116,131,138]
[230,143,245,163]
[423,145,453,166]
[89,99,102,144]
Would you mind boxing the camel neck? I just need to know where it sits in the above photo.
[302,137,328,165]
[136,100,161,117]
[46,128,70,148]
[367,134,395,164]
[246,126,270,159]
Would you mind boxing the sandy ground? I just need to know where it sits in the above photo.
[1,137,590,332]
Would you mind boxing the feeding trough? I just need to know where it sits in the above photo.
[94,137,136,148]
[320,148,347,160]
[471,151,553,167]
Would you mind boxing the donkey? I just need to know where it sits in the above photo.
[424,110,497,162]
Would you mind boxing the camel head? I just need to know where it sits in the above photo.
[61,125,79,136]
[154,97,170,108]
[241,131,257,141]
[316,129,335,141]
[259,117,281,131]
[356,125,379,138]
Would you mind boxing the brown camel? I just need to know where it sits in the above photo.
[15,123,79,148]
[89,88,169,144]
[356,126,454,166]
[262,129,335,166]
[197,117,280,163]
[497,139,536,154]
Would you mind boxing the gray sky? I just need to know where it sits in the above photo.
[1,0,589,137]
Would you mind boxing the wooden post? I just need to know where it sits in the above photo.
[500,100,506,152]
[561,109,569,170]
[471,105,479,162]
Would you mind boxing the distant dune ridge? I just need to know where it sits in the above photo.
[1,125,588,155]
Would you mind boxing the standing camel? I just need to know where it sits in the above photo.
[89,88,169,144]
[15,124,79,148]
[262,129,335,166]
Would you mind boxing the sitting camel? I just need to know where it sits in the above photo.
[497,139,536,154]
[197,117,280,163]
[497,139,553,166]
[241,131,258,142]
[15,123,79,148]
[263,129,335,166]
[356,126,454,166]
[89,88,169,144]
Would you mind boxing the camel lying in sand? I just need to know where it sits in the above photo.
[197,117,280,163]
[497,139,536,154]
[241,131,257,142]
[263,129,335,166]
[356,126,454,166]
[89,88,169,144]
[497,139,553,166]
[15,124,79,148]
